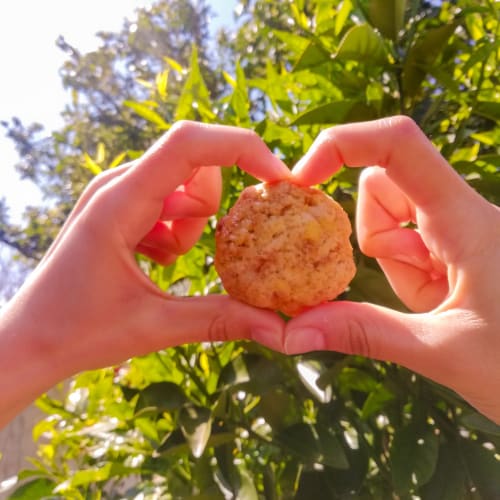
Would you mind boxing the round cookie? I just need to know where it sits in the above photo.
[214,180,356,316]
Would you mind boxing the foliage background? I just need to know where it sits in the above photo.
[2,0,500,498]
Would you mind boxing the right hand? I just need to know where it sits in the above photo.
[279,116,500,423]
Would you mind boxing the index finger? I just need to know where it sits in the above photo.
[291,116,478,218]
[124,121,291,201]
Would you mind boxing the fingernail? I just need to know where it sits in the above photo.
[251,326,283,352]
[285,328,326,355]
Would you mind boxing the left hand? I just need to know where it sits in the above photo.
[0,121,289,426]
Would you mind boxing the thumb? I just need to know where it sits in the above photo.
[140,294,286,353]
[284,302,433,375]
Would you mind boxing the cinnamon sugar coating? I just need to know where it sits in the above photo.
[215,181,356,316]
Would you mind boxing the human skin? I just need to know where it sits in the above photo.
[0,121,290,428]
[1,117,499,428]
[276,116,500,424]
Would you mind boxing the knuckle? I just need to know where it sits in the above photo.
[239,127,262,149]
[317,128,334,145]
[243,128,260,142]
[168,120,197,144]
[384,115,419,138]
[239,128,261,141]
[84,168,115,194]
[358,165,384,187]
[343,318,372,358]
[208,314,230,343]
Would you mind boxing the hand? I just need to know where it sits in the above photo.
[281,116,500,423]
[0,121,290,426]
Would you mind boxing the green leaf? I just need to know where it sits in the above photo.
[175,45,214,121]
[295,470,338,499]
[402,23,457,98]
[293,40,331,71]
[108,151,127,169]
[180,405,212,458]
[313,2,334,35]
[123,100,170,129]
[461,438,500,497]
[213,446,259,499]
[35,393,74,419]
[291,100,377,126]
[348,264,406,310]
[82,153,102,175]
[334,24,387,64]
[230,60,250,123]
[62,463,113,488]
[222,71,236,88]
[368,0,406,41]
[390,421,439,493]
[335,0,353,36]
[272,30,310,55]
[330,424,371,494]
[337,367,378,394]
[471,129,500,147]
[465,11,485,41]
[8,478,55,500]
[156,428,187,455]
[164,56,184,74]
[419,442,466,500]
[135,381,188,413]
[95,142,106,164]
[136,77,153,89]
[217,353,284,393]
[260,120,301,146]
[462,42,496,75]
[235,468,259,500]
[460,411,500,437]
[474,101,500,122]
[155,69,169,101]
[291,0,309,30]
[428,67,461,95]
[258,388,299,432]
[361,383,396,419]
[135,415,160,442]
[32,418,56,442]
[15,470,48,482]
[218,353,250,389]
[296,359,332,403]
[275,423,349,469]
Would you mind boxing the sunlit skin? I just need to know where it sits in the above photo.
[0,122,290,427]
[1,117,499,428]
[279,116,500,424]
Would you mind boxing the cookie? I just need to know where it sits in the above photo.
[214,180,356,316]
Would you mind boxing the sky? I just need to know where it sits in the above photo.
[0,0,236,223]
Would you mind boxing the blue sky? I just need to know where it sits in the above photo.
[0,0,236,222]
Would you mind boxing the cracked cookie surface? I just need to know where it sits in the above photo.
[215,180,356,316]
